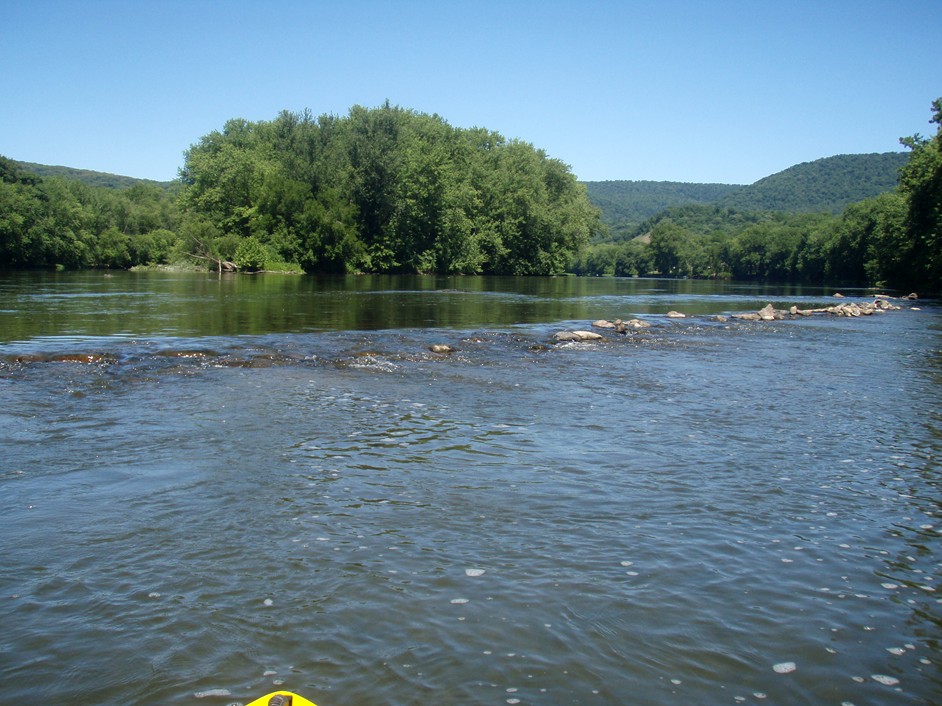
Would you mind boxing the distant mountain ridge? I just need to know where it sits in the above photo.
[583,152,908,231]
[717,152,908,213]
[12,161,176,191]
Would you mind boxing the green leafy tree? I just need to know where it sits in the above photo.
[176,104,600,275]
[346,102,408,270]
[0,173,46,265]
[859,192,909,287]
[649,220,695,276]
[234,236,268,271]
[616,239,654,276]
[293,188,364,273]
[130,228,178,265]
[1,155,184,269]
[94,226,132,268]
[898,98,942,293]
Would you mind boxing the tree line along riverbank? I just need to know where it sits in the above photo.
[1,100,939,294]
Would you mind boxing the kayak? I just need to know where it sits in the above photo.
[246,691,317,706]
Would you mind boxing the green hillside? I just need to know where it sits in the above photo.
[583,152,907,235]
[719,152,908,213]
[12,161,177,191]
[581,180,740,228]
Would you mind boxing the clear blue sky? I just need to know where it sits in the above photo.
[3,0,940,184]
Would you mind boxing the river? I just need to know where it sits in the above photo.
[1,271,940,705]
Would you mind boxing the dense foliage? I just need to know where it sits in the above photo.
[582,152,909,238]
[582,181,739,236]
[574,103,940,294]
[571,193,914,288]
[1,100,939,293]
[897,98,942,293]
[0,156,180,268]
[177,104,601,275]
[718,152,909,214]
[12,161,176,192]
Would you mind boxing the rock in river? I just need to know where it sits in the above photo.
[428,344,456,354]
[554,330,604,342]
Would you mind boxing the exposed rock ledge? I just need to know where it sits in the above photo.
[557,296,911,343]
[554,330,605,342]
[591,318,652,333]
[732,299,901,320]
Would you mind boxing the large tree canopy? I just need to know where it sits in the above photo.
[897,98,942,293]
[178,104,602,275]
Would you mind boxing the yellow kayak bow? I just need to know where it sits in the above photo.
[246,691,317,706]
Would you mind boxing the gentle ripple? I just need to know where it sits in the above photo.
[0,276,940,705]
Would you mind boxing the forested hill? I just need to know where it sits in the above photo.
[580,181,739,229]
[718,152,908,213]
[12,161,176,192]
[583,152,908,232]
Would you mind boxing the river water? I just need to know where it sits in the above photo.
[1,271,940,706]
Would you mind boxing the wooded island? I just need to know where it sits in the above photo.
[1,99,939,294]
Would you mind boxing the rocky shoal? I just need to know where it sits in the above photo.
[554,294,918,343]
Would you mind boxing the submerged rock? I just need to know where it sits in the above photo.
[48,353,117,364]
[428,344,456,354]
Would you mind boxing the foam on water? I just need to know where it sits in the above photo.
[195,688,232,698]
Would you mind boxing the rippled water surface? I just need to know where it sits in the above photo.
[1,272,940,705]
